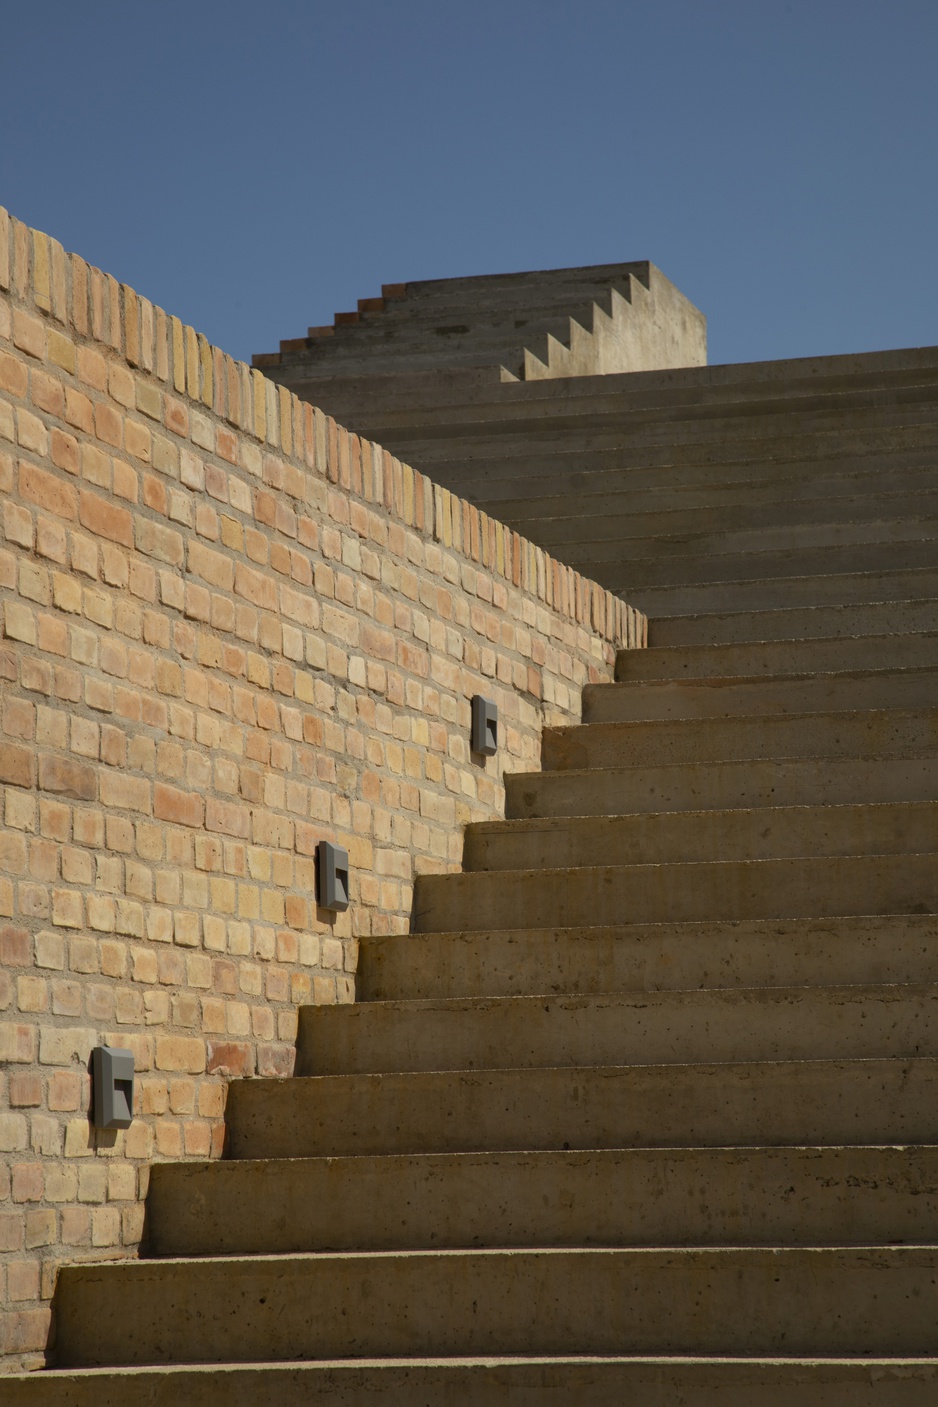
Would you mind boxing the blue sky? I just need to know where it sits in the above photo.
[2,0,936,368]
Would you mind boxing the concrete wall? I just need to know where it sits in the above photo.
[256,261,706,386]
[0,206,645,1370]
[520,267,707,381]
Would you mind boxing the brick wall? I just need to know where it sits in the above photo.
[0,205,645,1369]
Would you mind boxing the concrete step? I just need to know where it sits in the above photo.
[541,706,938,771]
[146,1145,938,1256]
[425,441,938,501]
[357,915,938,1001]
[378,389,938,446]
[296,984,938,1076]
[489,461,938,524]
[336,342,938,411]
[413,853,938,932]
[6,1357,938,1407]
[614,634,938,684]
[356,381,938,443]
[386,421,938,491]
[51,1246,938,1365]
[647,598,938,647]
[564,536,938,601]
[227,1058,938,1159]
[580,537,938,593]
[584,667,938,721]
[284,339,938,411]
[507,756,938,819]
[463,802,938,871]
[631,566,938,617]
[512,489,938,551]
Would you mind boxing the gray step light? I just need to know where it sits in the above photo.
[91,1046,135,1130]
[318,840,350,912]
[471,695,499,756]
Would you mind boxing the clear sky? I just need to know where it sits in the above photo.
[2,0,936,370]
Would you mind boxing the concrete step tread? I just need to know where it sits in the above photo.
[463,801,938,869]
[421,440,938,488]
[60,1244,938,1271]
[503,491,938,543]
[571,536,938,583]
[296,983,938,1075]
[447,458,938,514]
[507,756,938,819]
[471,800,938,838]
[491,465,938,521]
[304,981,938,1016]
[6,1357,938,1407]
[632,566,938,616]
[358,914,938,1000]
[647,597,938,646]
[614,634,938,674]
[540,703,938,772]
[50,1245,938,1367]
[381,418,938,469]
[361,390,938,441]
[142,1143,938,1256]
[414,852,938,931]
[418,851,938,880]
[225,1057,938,1158]
[581,667,938,721]
[516,496,938,548]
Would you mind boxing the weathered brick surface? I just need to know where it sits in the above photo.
[0,204,645,1370]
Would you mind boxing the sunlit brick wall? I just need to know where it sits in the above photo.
[0,205,645,1369]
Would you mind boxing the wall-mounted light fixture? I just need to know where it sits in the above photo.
[317,840,350,912]
[91,1046,135,1130]
[471,695,498,756]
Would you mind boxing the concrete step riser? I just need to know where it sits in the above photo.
[430,443,938,501]
[414,854,938,932]
[491,463,938,522]
[545,520,938,568]
[364,393,938,447]
[545,708,938,773]
[147,1146,938,1257]
[541,708,938,771]
[577,539,938,590]
[358,916,938,1001]
[648,599,938,647]
[52,1247,938,1365]
[585,669,938,721]
[463,803,938,872]
[614,634,938,682]
[382,414,938,472]
[286,340,938,408]
[298,985,938,1076]
[520,494,938,550]
[6,1359,938,1407]
[227,1059,938,1159]
[507,757,938,819]
[340,360,938,415]
[632,567,938,616]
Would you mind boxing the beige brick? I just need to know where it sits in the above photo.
[155,1035,205,1073]
[4,600,37,645]
[13,308,46,359]
[0,1111,29,1151]
[64,1118,94,1157]
[38,1025,96,1065]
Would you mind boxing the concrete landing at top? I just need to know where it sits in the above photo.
[255,261,706,384]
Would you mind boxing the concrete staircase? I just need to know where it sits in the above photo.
[9,340,938,1400]
[254,259,706,381]
[269,343,938,624]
